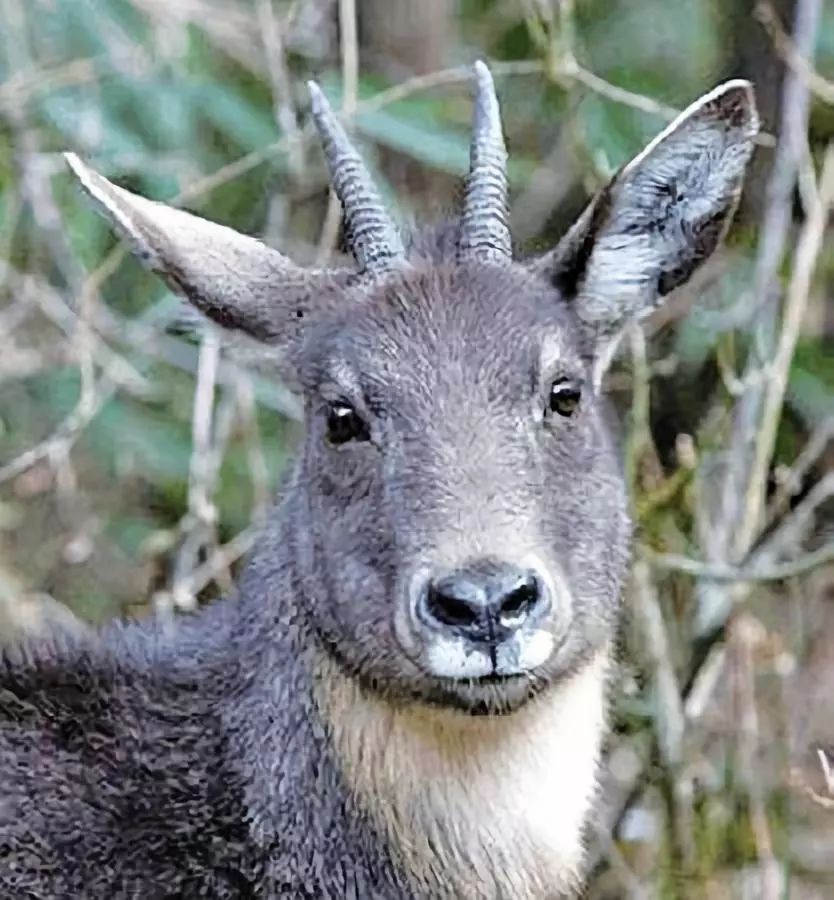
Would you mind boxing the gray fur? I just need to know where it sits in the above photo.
[1,69,757,898]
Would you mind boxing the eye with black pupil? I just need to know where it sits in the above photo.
[548,380,581,417]
[326,403,370,444]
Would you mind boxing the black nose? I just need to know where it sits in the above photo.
[418,562,549,643]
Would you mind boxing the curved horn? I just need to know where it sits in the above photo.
[458,61,512,263]
[308,82,405,274]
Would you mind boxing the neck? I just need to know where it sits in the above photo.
[315,645,611,899]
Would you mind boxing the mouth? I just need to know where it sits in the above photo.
[472,670,527,685]
[411,625,565,713]
[425,668,545,715]
[419,627,557,679]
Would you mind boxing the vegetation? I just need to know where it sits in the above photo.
[0,0,832,895]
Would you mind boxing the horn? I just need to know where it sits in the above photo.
[308,81,405,274]
[458,61,512,263]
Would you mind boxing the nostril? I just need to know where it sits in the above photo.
[425,586,480,629]
[499,577,539,622]
[415,565,549,642]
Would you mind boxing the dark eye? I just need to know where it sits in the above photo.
[326,402,370,445]
[548,379,581,418]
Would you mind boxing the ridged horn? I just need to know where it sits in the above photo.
[307,81,405,274]
[458,61,512,263]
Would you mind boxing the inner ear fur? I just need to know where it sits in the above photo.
[530,80,759,360]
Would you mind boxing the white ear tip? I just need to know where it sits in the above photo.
[701,79,759,135]
[64,152,110,203]
[710,79,756,110]
[64,152,92,184]
[63,152,129,213]
[473,59,491,81]
[712,78,754,96]
[307,80,327,113]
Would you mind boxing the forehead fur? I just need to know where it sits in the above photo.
[297,250,583,396]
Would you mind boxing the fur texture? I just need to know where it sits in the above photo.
[316,645,611,899]
[1,78,757,898]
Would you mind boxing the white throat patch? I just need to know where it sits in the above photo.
[315,645,611,899]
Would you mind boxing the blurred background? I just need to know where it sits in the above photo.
[0,0,832,896]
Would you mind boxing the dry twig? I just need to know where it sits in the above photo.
[766,416,834,527]
[721,0,824,565]
[315,0,359,264]
[755,0,834,105]
[645,542,834,583]
[631,559,696,874]
[735,143,834,557]
[730,615,781,899]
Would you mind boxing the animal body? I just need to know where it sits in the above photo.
[0,63,757,898]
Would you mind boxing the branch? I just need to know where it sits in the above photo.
[174,57,694,205]
[255,0,305,181]
[0,370,112,484]
[316,0,359,264]
[766,416,834,526]
[721,0,824,564]
[755,0,834,104]
[630,559,696,873]
[729,615,781,899]
[0,57,96,114]
[734,143,834,556]
[752,472,834,567]
[645,541,834,583]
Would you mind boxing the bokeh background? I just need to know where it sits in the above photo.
[0,0,832,896]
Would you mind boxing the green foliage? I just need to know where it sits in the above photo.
[1,2,832,890]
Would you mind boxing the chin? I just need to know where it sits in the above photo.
[321,620,571,717]
[423,671,549,716]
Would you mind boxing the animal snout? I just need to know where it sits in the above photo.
[414,561,551,644]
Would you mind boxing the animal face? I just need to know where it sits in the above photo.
[291,259,628,712]
[65,64,758,714]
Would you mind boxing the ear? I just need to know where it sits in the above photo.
[531,81,758,380]
[65,154,349,344]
